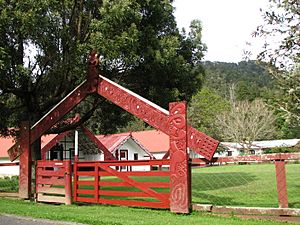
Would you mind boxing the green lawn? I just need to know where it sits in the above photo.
[0,198,297,225]
[192,163,300,208]
[1,163,299,208]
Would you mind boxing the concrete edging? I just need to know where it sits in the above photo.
[193,204,300,216]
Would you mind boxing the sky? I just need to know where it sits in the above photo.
[173,0,270,63]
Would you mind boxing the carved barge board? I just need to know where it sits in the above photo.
[97,75,219,160]
[8,81,89,161]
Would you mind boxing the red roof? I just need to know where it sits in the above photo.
[0,134,56,158]
[97,130,169,153]
[96,133,131,152]
[131,130,169,153]
[0,136,15,158]
[0,130,167,158]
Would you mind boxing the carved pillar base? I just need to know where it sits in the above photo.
[169,102,191,213]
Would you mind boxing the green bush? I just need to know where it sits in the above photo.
[0,176,19,192]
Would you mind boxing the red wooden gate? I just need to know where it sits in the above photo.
[73,159,170,208]
[36,160,72,205]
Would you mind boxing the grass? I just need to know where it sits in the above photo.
[0,198,297,225]
[192,163,300,208]
[1,163,299,208]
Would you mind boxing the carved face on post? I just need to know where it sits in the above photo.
[88,50,100,66]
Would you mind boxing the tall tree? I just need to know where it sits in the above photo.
[254,0,300,132]
[188,87,230,138]
[216,99,276,153]
[253,0,300,67]
[0,0,206,142]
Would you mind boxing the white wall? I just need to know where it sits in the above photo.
[114,139,151,171]
[152,152,165,159]
[0,159,19,177]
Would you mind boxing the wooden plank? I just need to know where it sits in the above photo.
[99,190,169,198]
[99,171,170,177]
[37,194,66,204]
[97,75,219,160]
[41,132,70,159]
[76,189,95,195]
[36,176,65,186]
[100,199,169,209]
[76,171,95,176]
[99,164,169,204]
[8,81,89,161]
[37,160,66,168]
[99,181,170,188]
[37,187,65,195]
[0,162,19,166]
[36,169,65,177]
[76,197,97,203]
[81,127,115,160]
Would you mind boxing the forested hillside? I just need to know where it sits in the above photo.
[202,60,274,101]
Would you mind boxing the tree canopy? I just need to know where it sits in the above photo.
[0,0,206,136]
[254,0,300,132]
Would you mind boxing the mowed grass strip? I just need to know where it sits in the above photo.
[0,198,296,225]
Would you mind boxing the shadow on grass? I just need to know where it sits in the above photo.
[192,192,245,206]
[192,172,257,191]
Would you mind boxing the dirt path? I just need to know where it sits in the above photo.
[0,214,87,225]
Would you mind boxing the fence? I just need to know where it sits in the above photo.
[73,159,170,209]
[191,153,300,210]
[0,162,19,193]
[36,160,72,205]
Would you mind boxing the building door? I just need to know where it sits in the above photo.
[119,150,128,171]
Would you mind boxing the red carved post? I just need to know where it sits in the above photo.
[64,160,72,205]
[169,102,191,213]
[19,121,32,199]
[275,160,289,208]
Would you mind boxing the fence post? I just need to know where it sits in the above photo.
[169,102,191,213]
[275,160,288,208]
[19,121,32,199]
[64,160,72,205]
[73,160,78,202]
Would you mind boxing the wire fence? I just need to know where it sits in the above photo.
[1,154,299,210]
[191,153,300,209]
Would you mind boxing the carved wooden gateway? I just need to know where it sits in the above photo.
[7,52,219,213]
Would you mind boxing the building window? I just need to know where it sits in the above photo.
[120,150,128,160]
[227,151,232,156]
[134,153,138,160]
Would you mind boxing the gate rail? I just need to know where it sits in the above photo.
[36,160,72,205]
[74,159,170,209]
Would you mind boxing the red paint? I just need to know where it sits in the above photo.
[73,160,170,209]
[19,121,31,199]
[169,102,191,213]
[97,76,219,160]
[275,161,289,208]
[41,131,70,159]
[8,81,90,161]
[81,127,115,160]
[0,162,19,166]
[36,160,72,205]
